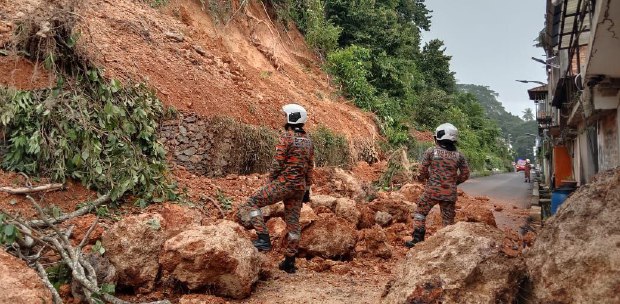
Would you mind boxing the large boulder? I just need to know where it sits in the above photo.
[355,225,393,259]
[382,222,526,304]
[299,215,357,259]
[335,198,361,226]
[526,169,620,304]
[102,205,200,292]
[159,220,261,299]
[0,249,52,303]
[299,203,318,229]
[102,213,166,292]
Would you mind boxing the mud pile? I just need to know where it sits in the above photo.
[526,168,620,304]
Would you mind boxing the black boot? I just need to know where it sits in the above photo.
[253,233,272,252]
[404,227,426,248]
[279,256,297,273]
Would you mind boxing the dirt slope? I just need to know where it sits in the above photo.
[0,0,377,141]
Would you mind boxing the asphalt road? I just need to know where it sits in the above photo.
[459,172,533,209]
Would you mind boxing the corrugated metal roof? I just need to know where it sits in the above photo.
[556,0,592,50]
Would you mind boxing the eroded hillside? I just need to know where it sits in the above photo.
[1,0,379,149]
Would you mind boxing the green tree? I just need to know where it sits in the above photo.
[522,108,534,121]
[418,39,456,93]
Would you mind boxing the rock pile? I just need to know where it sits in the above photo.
[102,204,263,299]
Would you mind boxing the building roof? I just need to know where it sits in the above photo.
[548,0,591,50]
[528,85,548,101]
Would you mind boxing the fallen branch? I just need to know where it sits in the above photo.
[79,216,99,248]
[0,183,64,194]
[203,196,225,218]
[28,196,171,304]
[35,261,64,304]
[27,193,111,227]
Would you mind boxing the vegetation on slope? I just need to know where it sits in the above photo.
[269,0,512,171]
[458,84,537,161]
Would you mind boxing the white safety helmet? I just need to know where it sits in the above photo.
[282,103,308,125]
[526,159,531,163]
[435,123,458,142]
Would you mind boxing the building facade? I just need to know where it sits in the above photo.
[533,0,620,188]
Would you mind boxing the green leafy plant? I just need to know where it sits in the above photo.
[0,214,19,245]
[216,189,232,211]
[92,240,105,255]
[309,125,350,167]
[0,75,175,205]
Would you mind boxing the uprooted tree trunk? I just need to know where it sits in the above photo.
[0,195,171,304]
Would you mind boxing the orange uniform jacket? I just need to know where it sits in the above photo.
[269,130,314,190]
[418,146,470,202]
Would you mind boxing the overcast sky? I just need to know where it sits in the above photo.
[422,0,547,117]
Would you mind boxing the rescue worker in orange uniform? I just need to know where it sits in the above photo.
[237,104,314,273]
[405,123,470,248]
[524,159,532,183]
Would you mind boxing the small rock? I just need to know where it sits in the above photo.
[374,211,393,227]
[164,31,184,42]
[335,198,360,226]
[310,195,338,210]
[183,147,197,156]
[300,203,319,228]
[192,45,207,56]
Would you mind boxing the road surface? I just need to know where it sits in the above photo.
[459,172,533,231]
[460,172,532,208]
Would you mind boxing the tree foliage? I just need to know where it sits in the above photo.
[267,0,511,171]
[0,72,176,205]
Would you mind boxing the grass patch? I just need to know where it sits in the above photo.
[309,125,351,167]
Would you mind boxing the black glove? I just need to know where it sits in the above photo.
[302,190,310,202]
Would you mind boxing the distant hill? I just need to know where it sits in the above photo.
[458,84,537,160]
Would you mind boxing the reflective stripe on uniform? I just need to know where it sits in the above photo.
[413,213,426,220]
[249,209,262,218]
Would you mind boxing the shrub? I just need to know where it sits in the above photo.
[0,74,175,205]
[310,125,350,167]
[326,45,377,110]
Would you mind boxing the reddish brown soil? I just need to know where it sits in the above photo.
[411,130,434,142]
[0,56,54,89]
[71,0,378,141]
[351,161,387,184]
[0,169,97,219]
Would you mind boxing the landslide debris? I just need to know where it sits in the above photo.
[381,222,527,304]
[159,221,261,299]
[526,168,620,304]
